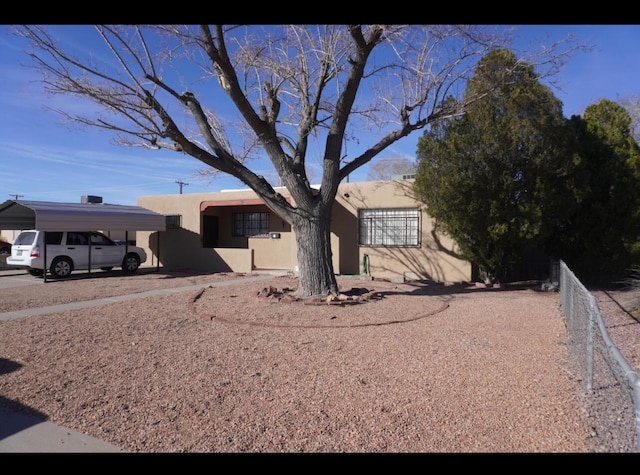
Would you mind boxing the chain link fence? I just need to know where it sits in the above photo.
[558,260,640,452]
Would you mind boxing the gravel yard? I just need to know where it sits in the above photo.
[0,268,637,452]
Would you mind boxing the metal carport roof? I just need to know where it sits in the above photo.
[0,200,167,232]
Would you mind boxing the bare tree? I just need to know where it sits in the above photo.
[15,25,578,297]
[621,95,640,144]
[367,157,418,180]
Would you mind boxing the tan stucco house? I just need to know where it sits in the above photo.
[135,178,473,283]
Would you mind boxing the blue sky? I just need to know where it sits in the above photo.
[1,25,638,206]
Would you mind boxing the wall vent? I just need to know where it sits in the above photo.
[81,195,103,204]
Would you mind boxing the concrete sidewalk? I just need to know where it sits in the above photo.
[0,272,280,321]
[0,272,282,452]
[0,404,126,453]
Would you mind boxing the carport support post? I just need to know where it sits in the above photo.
[156,232,160,272]
[88,235,92,275]
[43,231,47,283]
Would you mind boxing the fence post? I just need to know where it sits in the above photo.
[585,296,596,391]
[634,377,640,452]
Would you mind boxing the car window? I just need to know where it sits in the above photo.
[90,232,115,246]
[66,232,88,245]
[14,231,36,245]
[45,232,64,245]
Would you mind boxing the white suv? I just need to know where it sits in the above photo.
[7,230,147,278]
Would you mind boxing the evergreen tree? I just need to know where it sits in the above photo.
[548,100,640,284]
[414,49,567,283]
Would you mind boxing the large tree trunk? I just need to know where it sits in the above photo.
[292,209,338,298]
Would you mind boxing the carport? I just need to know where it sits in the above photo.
[0,199,167,281]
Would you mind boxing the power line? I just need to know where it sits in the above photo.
[175,180,189,194]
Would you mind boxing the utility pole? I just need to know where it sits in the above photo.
[175,180,189,194]
[9,194,23,200]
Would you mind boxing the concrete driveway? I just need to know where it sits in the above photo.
[0,267,41,290]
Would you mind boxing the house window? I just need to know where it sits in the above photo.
[359,208,420,246]
[233,212,269,237]
[166,214,182,229]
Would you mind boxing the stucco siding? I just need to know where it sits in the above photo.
[136,180,472,282]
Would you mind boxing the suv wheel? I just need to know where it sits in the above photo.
[122,254,140,273]
[51,256,73,278]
